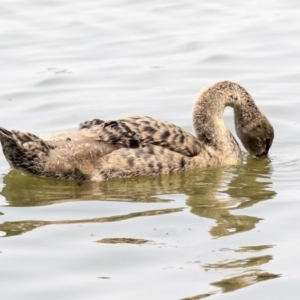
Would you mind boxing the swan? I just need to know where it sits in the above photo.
[0,80,274,181]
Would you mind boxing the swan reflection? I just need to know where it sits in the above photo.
[0,155,279,295]
[0,154,275,239]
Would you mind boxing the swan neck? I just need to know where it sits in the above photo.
[193,81,253,156]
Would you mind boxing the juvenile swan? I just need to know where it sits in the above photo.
[0,81,274,181]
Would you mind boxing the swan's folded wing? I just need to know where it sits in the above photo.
[79,116,204,157]
[79,119,142,149]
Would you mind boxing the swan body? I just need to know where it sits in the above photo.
[0,81,274,181]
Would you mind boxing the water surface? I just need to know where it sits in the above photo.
[0,1,300,299]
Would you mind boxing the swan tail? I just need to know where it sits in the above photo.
[0,127,51,173]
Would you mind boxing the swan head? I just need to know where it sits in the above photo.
[235,115,274,158]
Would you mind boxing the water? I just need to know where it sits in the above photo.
[0,1,300,299]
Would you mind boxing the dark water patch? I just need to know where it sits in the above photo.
[179,291,217,300]
[96,237,151,244]
[0,170,174,206]
[235,245,274,252]
[0,207,184,237]
[211,272,280,293]
[203,255,273,269]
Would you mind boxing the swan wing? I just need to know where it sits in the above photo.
[79,116,204,157]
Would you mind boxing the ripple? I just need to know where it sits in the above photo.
[211,272,280,293]
[0,207,184,237]
[96,238,151,244]
[0,0,299,299]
